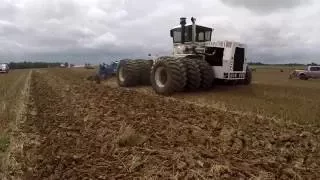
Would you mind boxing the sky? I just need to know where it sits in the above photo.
[0,0,319,64]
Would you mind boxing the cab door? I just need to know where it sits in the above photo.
[309,66,320,78]
[314,67,320,78]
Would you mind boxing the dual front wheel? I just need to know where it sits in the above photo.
[117,59,153,87]
[151,57,216,95]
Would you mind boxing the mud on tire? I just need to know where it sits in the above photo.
[182,58,201,90]
[196,59,214,89]
[150,57,187,95]
[117,59,141,87]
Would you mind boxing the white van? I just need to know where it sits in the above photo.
[0,63,9,73]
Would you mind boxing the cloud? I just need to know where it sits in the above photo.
[221,0,311,14]
[0,0,319,64]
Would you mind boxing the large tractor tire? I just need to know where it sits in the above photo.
[156,56,172,61]
[196,59,214,89]
[150,57,187,95]
[135,59,153,85]
[117,59,141,87]
[182,58,201,90]
[242,67,252,85]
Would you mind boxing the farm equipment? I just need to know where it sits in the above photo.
[87,61,119,83]
[0,63,9,73]
[84,63,95,69]
[289,65,320,80]
[116,17,252,95]
[98,62,119,79]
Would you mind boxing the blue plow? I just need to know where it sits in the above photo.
[87,61,119,83]
[97,61,119,80]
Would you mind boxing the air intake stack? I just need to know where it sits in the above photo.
[180,17,186,44]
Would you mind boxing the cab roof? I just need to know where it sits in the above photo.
[170,24,213,31]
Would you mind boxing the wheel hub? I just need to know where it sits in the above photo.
[155,67,167,88]
[118,66,125,82]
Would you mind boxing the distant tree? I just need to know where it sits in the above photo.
[248,62,265,65]
[307,62,318,66]
[286,63,305,67]
[8,61,61,69]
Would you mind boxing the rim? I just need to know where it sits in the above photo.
[118,66,125,82]
[155,66,167,88]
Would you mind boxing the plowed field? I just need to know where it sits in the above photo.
[5,69,320,179]
[99,68,320,125]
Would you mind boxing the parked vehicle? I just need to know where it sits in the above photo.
[0,63,9,73]
[289,66,320,80]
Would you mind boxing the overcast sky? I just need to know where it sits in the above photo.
[0,0,319,64]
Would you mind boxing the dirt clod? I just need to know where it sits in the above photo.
[116,126,146,147]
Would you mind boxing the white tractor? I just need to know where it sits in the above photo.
[116,17,252,95]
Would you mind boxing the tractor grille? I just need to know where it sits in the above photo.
[224,73,245,79]
[233,47,244,71]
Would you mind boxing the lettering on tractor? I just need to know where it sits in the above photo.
[116,17,252,95]
[289,65,320,80]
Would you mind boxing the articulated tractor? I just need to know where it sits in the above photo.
[116,17,252,95]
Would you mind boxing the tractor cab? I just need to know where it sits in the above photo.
[170,25,212,44]
[169,17,248,81]
[169,17,213,56]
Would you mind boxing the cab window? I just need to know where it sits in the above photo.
[173,31,181,43]
[198,32,204,41]
[310,67,320,71]
[197,31,211,42]
[171,28,191,43]
[205,31,211,41]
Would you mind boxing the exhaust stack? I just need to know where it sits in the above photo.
[191,17,196,45]
[180,17,186,44]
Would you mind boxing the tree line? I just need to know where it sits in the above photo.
[248,62,318,66]
[7,61,68,69]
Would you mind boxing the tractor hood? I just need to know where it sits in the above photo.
[293,69,305,72]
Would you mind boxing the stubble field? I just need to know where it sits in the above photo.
[0,70,31,179]
[0,67,319,179]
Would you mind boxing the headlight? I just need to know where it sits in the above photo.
[177,45,185,51]
[176,45,186,54]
